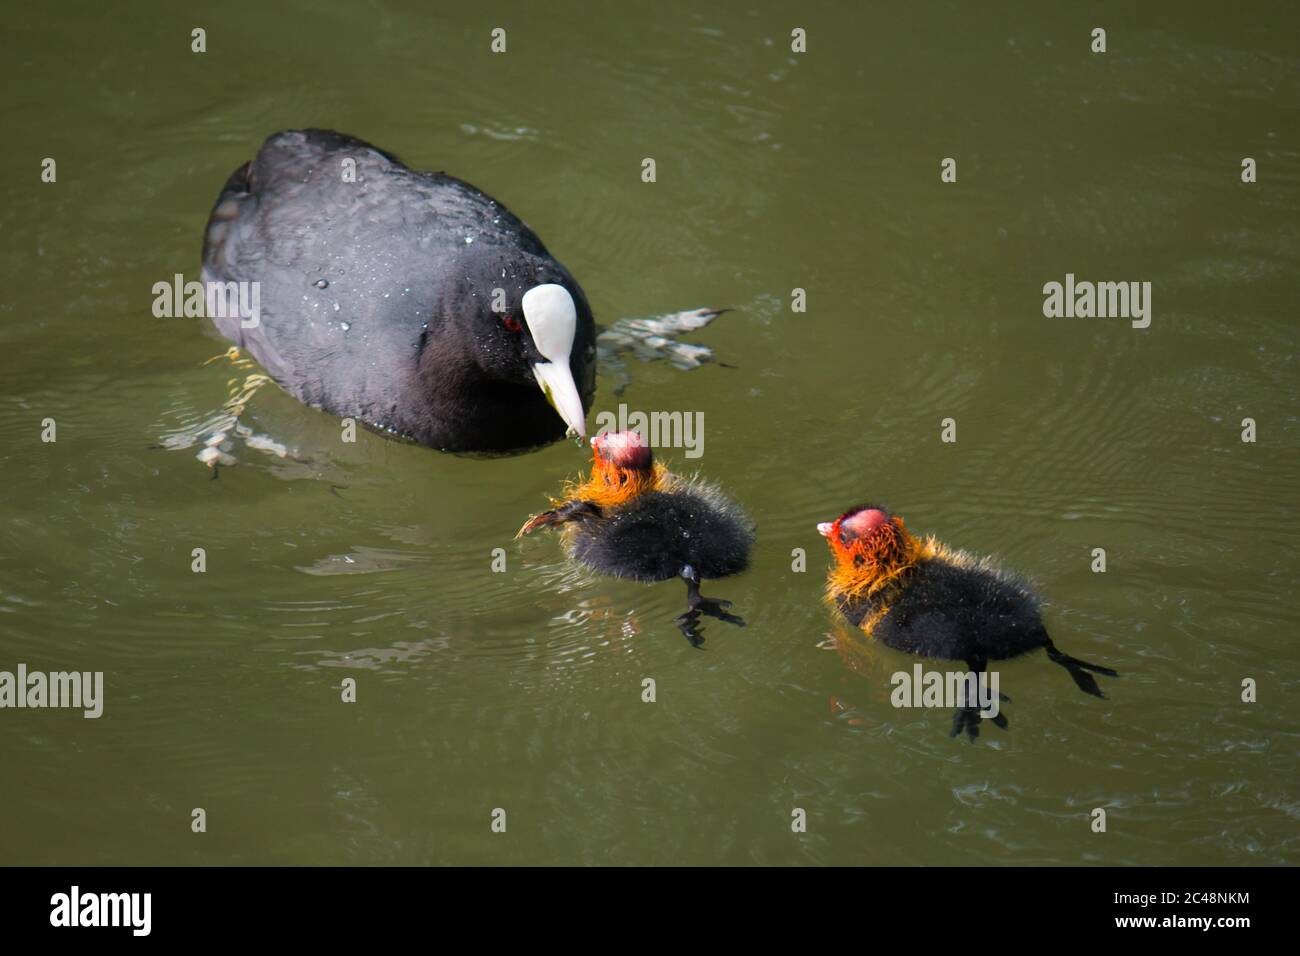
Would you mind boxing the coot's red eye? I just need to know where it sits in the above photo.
[502,314,522,333]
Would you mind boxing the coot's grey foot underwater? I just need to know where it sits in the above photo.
[517,431,754,648]
[155,347,302,473]
[201,128,596,454]
[597,307,729,396]
[818,505,1118,741]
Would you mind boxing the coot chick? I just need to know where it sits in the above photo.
[818,505,1117,739]
[201,129,595,453]
[518,431,754,646]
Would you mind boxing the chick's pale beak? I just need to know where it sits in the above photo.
[816,522,834,538]
[532,360,587,439]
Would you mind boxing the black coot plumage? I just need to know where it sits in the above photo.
[517,431,755,646]
[819,505,1118,739]
[201,129,596,453]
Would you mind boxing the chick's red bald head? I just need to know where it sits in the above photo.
[592,430,653,470]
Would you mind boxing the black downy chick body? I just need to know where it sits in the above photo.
[519,431,754,645]
[819,505,1118,739]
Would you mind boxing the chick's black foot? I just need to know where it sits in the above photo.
[674,609,707,649]
[673,606,743,648]
[1044,639,1118,698]
[692,597,745,626]
[949,664,1009,742]
[673,565,745,648]
[950,705,980,741]
[948,705,1010,741]
[680,565,745,627]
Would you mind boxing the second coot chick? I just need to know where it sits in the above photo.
[818,505,1117,739]
[518,431,755,646]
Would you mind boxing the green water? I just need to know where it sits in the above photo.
[2,0,1297,865]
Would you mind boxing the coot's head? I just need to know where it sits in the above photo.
[818,505,894,548]
[818,504,920,595]
[567,430,663,508]
[592,430,653,470]
[511,283,586,439]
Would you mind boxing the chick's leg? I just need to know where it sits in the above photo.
[1043,637,1118,698]
[674,565,745,647]
[949,656,1009,742]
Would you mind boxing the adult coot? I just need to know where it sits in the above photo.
[201,129,595,453]
[818,505,1117,739]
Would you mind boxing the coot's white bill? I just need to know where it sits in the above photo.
[523,284,586,438]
